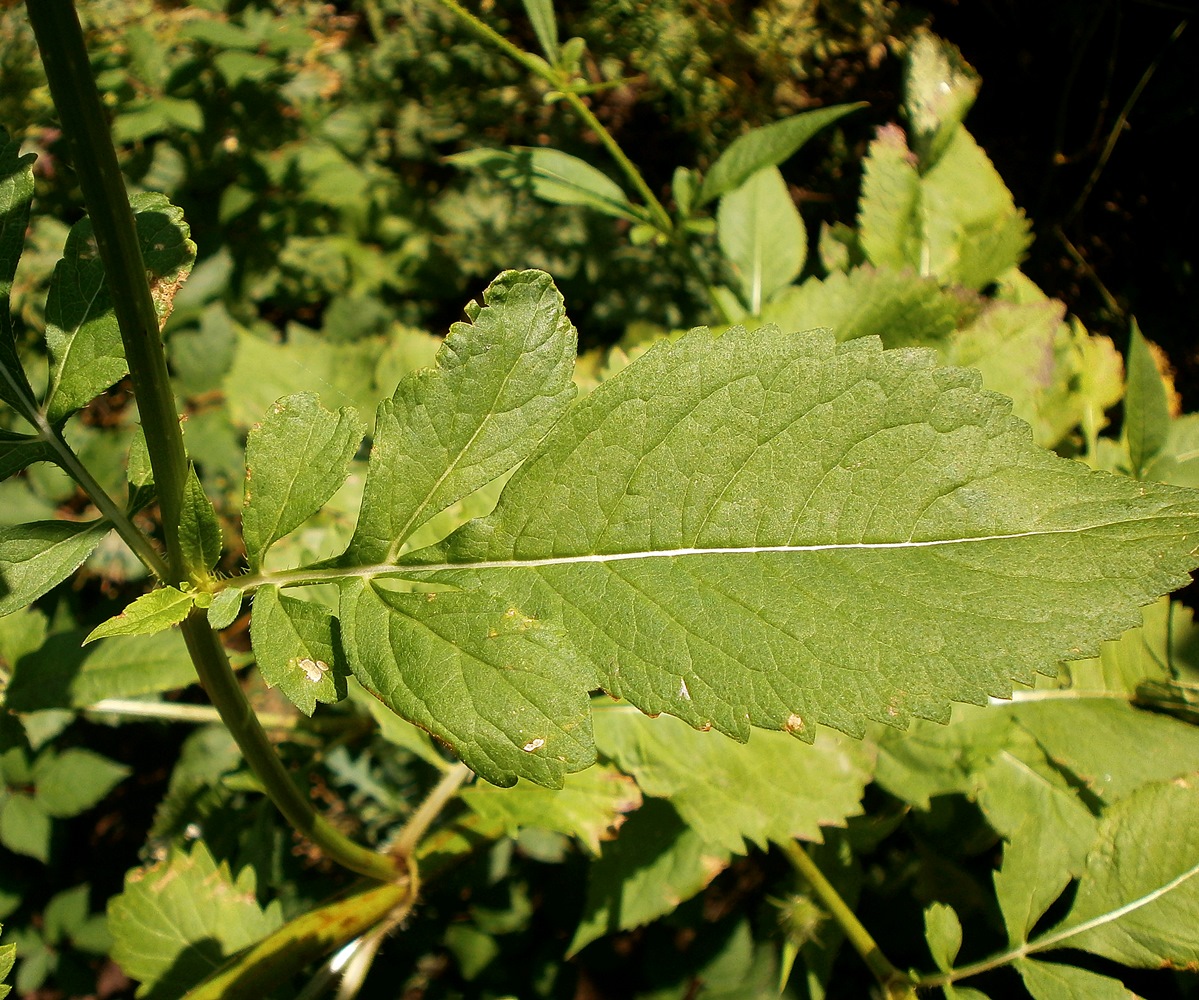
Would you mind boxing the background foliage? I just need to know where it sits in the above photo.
[1,1,1197,998]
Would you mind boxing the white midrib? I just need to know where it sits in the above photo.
[405,519,1175,574]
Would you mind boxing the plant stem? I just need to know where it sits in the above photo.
[27,0,190,582]
[28,0,402,886]
[389,762,473,860]
[428,0,674,233]
[781,840,916,999]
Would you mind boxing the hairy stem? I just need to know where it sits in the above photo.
[781,840,916,999]
[28,0,401,885]
[389,762,473,860]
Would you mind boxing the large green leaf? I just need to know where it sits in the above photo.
[343,269,577,564]
[0,519,110,618]
[1015,959,1136,1000]
[381,321,1199,785]
[1042,780,1199,968]
[42,193,195,423]
[593,704,872,853]
[108,842,284,999]
[717,166,805,314]
[242,392,364,570]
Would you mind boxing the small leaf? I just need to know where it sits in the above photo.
[905,29,981,167]
[206,587,243,630]
[717,166,805,314]
[924,902,962,972]
[242,392,363,570]
[107,842,284,999]
[1124,320,1171,478]
[6,628,194,711]
[520,0,559,63]
[250,586,343,716]
[33,748,130,817]
[0,520,109,618]
[43,193,195,423]
[0,934,13,1000]
[593,705,872,853]
[0,128,39,420]
[858,124,922,271]
[1015,958,1136,1000]
[698,104,864,207]
[461,761,642,855]
[0,794,51,862]
[567,799,729,955]
[344,269,577,564]
[0,431,55,482]
[84,587,198,643]
[447,148,642,223]
[179,465,222,575]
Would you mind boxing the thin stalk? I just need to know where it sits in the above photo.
[38,425,169,579]
[428,0,674,233]
[388,763,473,860]
[28,0,401,885]
[780,840,916,999]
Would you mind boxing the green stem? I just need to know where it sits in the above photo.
[28,0,400,885]
[389,763,472,860]
[26,0,190,582]
[428,0,673,233]
[180,613,403,881]
[781,840,916,999]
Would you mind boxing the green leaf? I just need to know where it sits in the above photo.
[567,798,730,955]
[84,586,198,643]
[249,586,343,716]
[5,628,195,711]
[33,748,130,817]
[0,933,12,1000]
[698,105,864,207]
[43,193,195,423]
[461,761,641,855]
[520,0,559,63]
[344,269,577,564]
[395,322,1199,786]
[923,902,962,972]
[1123,321,1171,478]
[447,148,643,223]
[1012,700,1199,803]
[0,519,109,618]
[341,580,595,787]
[978,735,1098,944]
[1044,780,1199,968]
[919,129,1031,289]
[0,794,51,862]
[108,842,284,999]
[858,125,922,272]
[0,130,38,419]
[759,265,965,347]
[206,587,243,630]
[904,29,980,167]
[0,431,55,482]
[1015,959,1136,1000]
[179,465,222,574]
[242,392,364,570]
[717,166,805,315]
[593,705,872,853]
